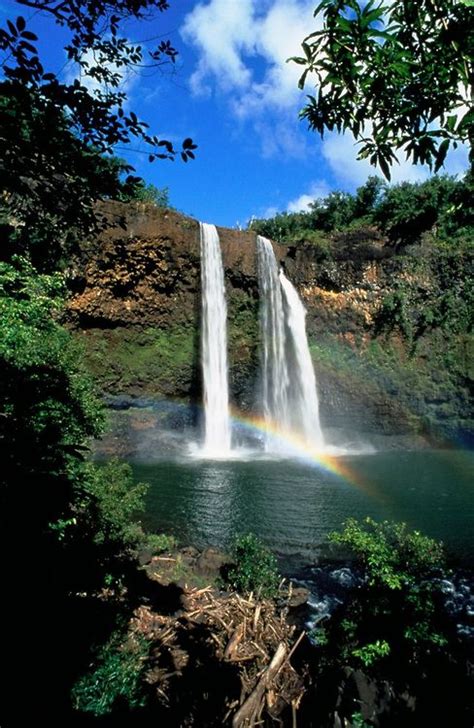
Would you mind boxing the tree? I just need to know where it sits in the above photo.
[0,2,190,720]
[373,175,460,244]
[0,1,196,270]
[292,0,473,178]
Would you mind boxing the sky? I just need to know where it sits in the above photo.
[0,0,470,228]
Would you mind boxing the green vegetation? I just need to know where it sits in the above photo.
[0,1,194,721]
[81,461,148,549]
[249,173,473,248]
[310,330,472,439]
[119,182,172,208]
[79,326,196,395]
[0,257,150,565]
[318,519,451,670]
[226,534,280,598]
[143,532,178,555]
[330,518,445,589]
[72,631,150,716]
[293,0,473,177]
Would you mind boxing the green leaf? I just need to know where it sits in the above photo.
[360,6,386,30]
[434,139,450,172]
[336,16,353,32]
[378,154,391,181]
[290,56,307,66]
[456,108,474,132]
[297,69,309,89]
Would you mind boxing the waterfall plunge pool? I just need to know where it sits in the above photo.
[131,448,474,569]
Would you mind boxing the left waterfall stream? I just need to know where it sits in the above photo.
[199,222,232,456]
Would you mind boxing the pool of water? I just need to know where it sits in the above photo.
[132,449,474,568]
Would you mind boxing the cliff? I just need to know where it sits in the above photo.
[66,200,473,445]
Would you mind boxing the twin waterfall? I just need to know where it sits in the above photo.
[199,224,324,455]
[200,222,232,455]
[258,236,324,450]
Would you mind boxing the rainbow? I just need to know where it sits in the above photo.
[229,408,386,503]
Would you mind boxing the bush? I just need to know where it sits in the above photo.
[72,631,150,716]
[143,532,178,554]
[119,181,172,208]
[329,517,445,589]
[321,519,449,670]
[80,460,148,549]
[226,534,280,598]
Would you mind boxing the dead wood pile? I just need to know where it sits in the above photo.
[131,584,306,726]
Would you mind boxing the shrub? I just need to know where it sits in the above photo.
[328,517,445,589]
[72,632,150,716]
[143,532,178,554]
[321,519,450,670]
[226,534,280,598]
[80,460,148,549]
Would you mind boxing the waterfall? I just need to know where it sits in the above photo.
[257,235,324,450]
[200,222,231,454]
[279,270,324,448]
[257,236,291,440]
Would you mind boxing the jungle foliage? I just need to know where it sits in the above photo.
[292,0,473,178]
[0,1,189,722]
[249,173,474,249]
[318,518,453,668]
[0,1,194,270]
[226,533,281,599]
[307,519,473,726]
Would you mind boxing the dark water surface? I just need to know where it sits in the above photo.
[132,449,474,567]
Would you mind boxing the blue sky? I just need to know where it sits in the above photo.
[1,0,470,227]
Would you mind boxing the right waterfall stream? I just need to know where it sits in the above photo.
[257,235,324,452]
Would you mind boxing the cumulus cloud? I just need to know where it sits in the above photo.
[182,1,470,179]
[181,0,256,95]
[181,0,317,155]
[287,180,330,212]
[322,131,470,187]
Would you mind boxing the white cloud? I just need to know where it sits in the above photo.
[182,1,471,178]
[321,132,430,187]
[322,131,470,188]
[181,0,257,95]
[181,0,317,155]
[232,0,318,116]
[287,180,330,212]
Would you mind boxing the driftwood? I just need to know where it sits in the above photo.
[225,623,245,659]
[131,583,306,725]
[232,642,287,727]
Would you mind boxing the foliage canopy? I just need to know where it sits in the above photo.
[292,0,474,178]
[0,1,195,271]
[249,173,473,248]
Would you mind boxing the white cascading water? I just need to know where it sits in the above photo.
[279,270,324,448]
[257,236,291,442]
[200,222,231,454]
[257,235,324,451]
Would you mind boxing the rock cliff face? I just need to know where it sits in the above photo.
[67,201,473,444]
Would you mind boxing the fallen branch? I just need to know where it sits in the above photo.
[225,623,244,659]
[232,642,287,728]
